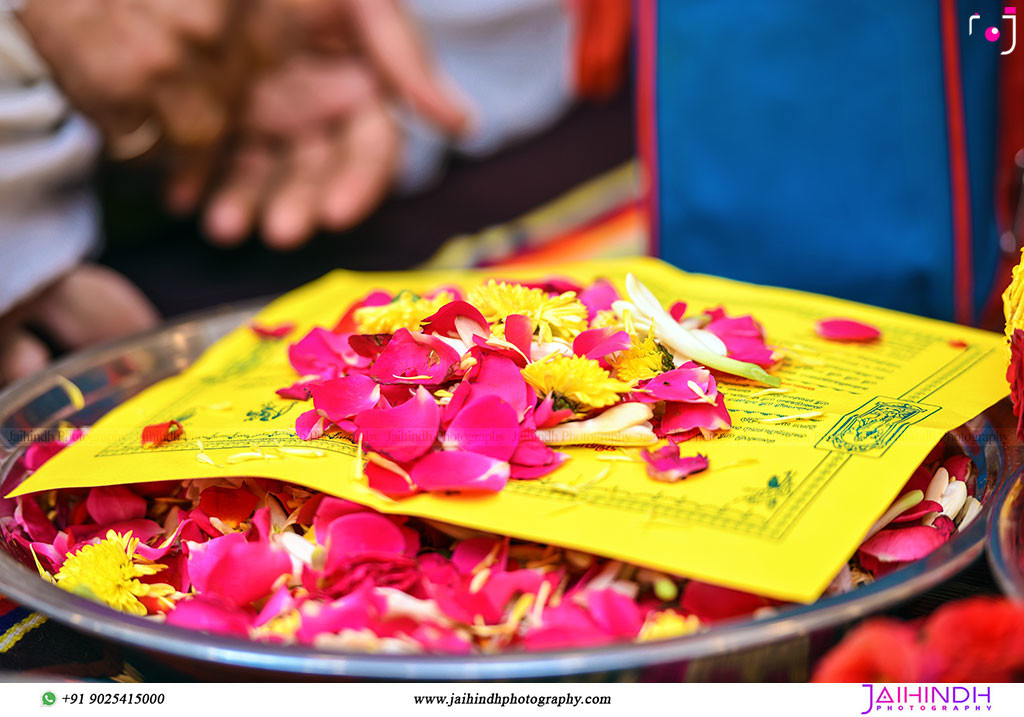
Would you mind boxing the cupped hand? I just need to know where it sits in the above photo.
[201,56,400,250]
[192,0,470,249]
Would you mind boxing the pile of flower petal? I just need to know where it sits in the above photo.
[848,441,981,584]
[280,274,780,494]
[0,433,979,653]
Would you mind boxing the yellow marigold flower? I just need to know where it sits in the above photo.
[354,291,453,334]
[590,309,623,331]
[53,531,174,616]
[609,335,675,384]
[1003,248,1024,344]
[638,610,702,642]
[521,354,634,413]
[467,281,588,342]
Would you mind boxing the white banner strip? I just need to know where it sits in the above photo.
[0,682,1017,717]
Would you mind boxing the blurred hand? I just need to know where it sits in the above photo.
[18,0,243,156]
[185,0,470,249]
[0,265,159,387]
[203,56,401,249]
[255,0,469,135]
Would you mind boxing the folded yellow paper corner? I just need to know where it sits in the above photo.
[8,257,1008,603]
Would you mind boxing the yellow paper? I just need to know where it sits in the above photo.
[9,258,1008,603]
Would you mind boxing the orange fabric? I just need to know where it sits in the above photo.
[570,0,631,99]
[490,202,645,268]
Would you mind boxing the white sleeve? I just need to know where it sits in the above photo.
[0,13,101,316]
[396,0,575,192]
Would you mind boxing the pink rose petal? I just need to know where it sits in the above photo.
[681,581,779,622]
[480,569,550,610]
[312,375,381,423]
[859,524,949,571]
[23,441,68,471]
[200,540,292,607]
[70,519,163,545]
[186,533,247,591]
[250,321,296,339]
[411,451,510,493]
[533,395,573,429]
[572,328,631,361]
[432,580,502,624]
[815,318,881,343]
[365,461,419,498]
[642,366,717,403]
[276,378,319,401]
[85,485,147,525]
[451,537,505,575]
[133,519,190,561]
[320,554,421,599]
[509,434,557,467]
[932,514,956,540]
[503,314,534,363]
[347,333,392,361]
[295,584,384,643]
[463,351,533,421]
[578,278,620,320]
[509,453,568,480]
[295,409,325,441]
[508,277,583,294]
[704,310,776,366]
[288,327,367,378]
[443,395,519,461]
[943,454,971,482]
[586,588,644,638]
[640,445,709,483]
[254,585,298,628]
[660,393,731,435]
[30,532,70,571]
[420,301,489,338]
[520,603,613,650]
[166,596,252,638]
[892,499,943,523]
[369,329,459,385]
[324,512,407,572]
[312,496,369,539]
[14,496,57,543]
[332,290,392,333]
[355,386,440,463]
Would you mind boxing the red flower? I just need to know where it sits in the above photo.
[140,420,183,448]
[923,597,1024,682]
[320,554,421,599]
[812,619,925,682]
[250,321,296,339]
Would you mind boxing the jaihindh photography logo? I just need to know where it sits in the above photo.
[860,684,993,713]
[969,7,1017,54]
